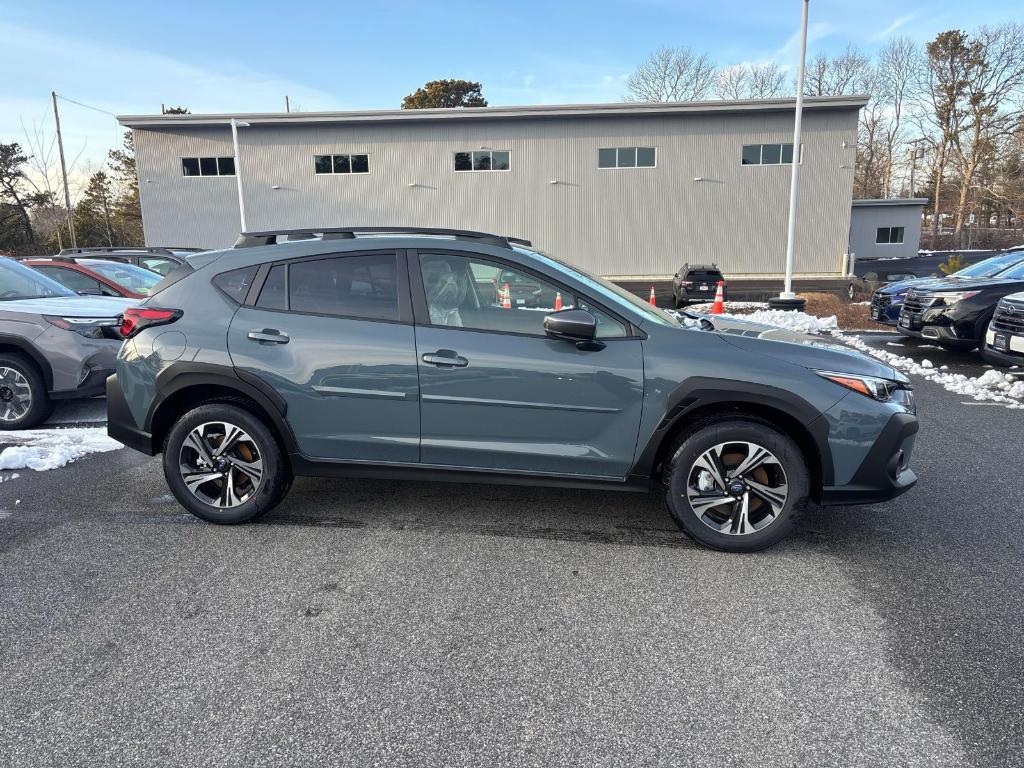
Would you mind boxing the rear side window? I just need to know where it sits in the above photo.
[288,253,398,320]
[212,266,258,304]
[256,265,287,310]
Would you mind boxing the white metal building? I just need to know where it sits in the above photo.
[119,96,867,278]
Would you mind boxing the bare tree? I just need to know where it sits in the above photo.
[803,45,873,96]
[876,37,920,195]
[717,62,787,100]
[626,46,717,102]
[948,23,1024,246]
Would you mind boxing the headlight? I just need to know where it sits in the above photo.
[935,291,980,306]
[43,315,120,339]
[816,370,911,402]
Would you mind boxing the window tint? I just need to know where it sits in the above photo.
[36,267,105,294]
[182,157,234,177]
[314,154,370,174]
[213,266,258,304]
[256,265,287,310]
[599,147,656,169]
[287,254,399,320]
[454,150,510,172]
[876,227,905,244]
[741,143,798,165]
[141,257,177,276]
[419,253,626,338]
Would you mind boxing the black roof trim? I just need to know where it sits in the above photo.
[234,227,533,250]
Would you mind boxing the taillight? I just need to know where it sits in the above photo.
[681,281,693,287]
[119,307,182,339]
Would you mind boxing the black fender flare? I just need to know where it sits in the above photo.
[0,333,54,391]
[146,362,299,453]
[630,376,834,487]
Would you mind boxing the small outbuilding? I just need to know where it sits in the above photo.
[849,198,926,262]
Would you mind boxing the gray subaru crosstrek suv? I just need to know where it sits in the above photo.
[0,257,134,429]
[108,227,918,552]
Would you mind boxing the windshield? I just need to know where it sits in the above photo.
[956,253,1024,278]
[83,260,162,294]
[995,261,1024,280]
[514,246,680,327]
[0,258,76,300]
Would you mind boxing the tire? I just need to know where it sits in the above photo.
[163,402,292,523]
[664,417,810,552]
[0,353,53,430]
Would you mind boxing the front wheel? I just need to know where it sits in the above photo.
[664,418,810,552]
[163,403,292,523]
[0,353,53,430]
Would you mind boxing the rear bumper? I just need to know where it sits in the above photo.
[819,411,918,506]
[106,373,157,455]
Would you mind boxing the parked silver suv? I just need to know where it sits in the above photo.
[0,257,134,429]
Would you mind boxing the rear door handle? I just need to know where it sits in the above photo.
[247,329,290,344]
[422,349,468,367]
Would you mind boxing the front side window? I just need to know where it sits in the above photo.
[876,226,905,244]
[598,147,656,169]
[314,154,371,175]
[454,150,510,172]
[181,157,235,177]
[419,253,625,338]
[35,267,109,295]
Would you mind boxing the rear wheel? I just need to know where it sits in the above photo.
[664,418,810,552]
[163,403,291,523]
[0,353,53,430]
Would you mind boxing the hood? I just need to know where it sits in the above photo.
[710,323,897,380]
[912,275,1024,293]
[0,295,136,317]
[877,276,942,295]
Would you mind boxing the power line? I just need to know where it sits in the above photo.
[55,93,118,118]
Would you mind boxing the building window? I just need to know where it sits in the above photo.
[876,226,905,244]
[454,150,510,172]
[181,157,235,177]
[741,143,800,166]
[314,154,370,175]
[598,147,656,169]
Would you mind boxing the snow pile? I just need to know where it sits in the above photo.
[679,304,838,335]
[688,300,769,312]
[0,428,123,471]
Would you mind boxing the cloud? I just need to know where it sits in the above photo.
[871,13,917,41]
[0,21,336,169]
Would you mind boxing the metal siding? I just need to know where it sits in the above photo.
[849,205,923,260]
[134,108,859,276]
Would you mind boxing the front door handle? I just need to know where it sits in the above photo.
[422,349,468,367]
[247,329,290,344]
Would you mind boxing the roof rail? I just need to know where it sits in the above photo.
[57,246,203,256]
[233,227,532,249]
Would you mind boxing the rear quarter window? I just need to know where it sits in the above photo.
[212,266,258,304]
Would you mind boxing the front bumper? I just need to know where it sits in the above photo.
[33,325,123,398]
[819,411,918,506]
[106,373,157,455]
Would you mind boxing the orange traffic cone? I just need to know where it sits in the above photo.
[501,282,512,309]
[711,280,725,315]
[649,286,657,306]
[554,292,563,310]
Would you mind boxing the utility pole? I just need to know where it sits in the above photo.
[285,95,290,113]
[907,139,925,197]
[772,0,809,310]
[230,118,250,232]
[51,91,77,249]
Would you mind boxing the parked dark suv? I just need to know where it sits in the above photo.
[108,227,918,552]
[897,260,1024,350]
[672,264,726,307]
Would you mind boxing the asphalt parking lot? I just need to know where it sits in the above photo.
[1,364,1023,767]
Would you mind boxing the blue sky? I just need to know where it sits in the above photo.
[2,0,1021,174]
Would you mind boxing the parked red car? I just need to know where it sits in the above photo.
[22,258,162,299]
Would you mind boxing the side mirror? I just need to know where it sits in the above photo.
[544,308,603,349]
